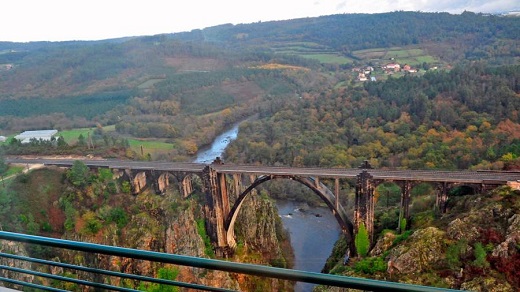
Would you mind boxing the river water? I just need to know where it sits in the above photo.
[193,122,240,163]
[194,122,341,292]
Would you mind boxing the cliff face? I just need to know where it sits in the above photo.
[232,193,292,291]
[0,168,291,291]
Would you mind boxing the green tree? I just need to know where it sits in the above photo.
[121,181,132,194]
[56,136,68,148]
[66,161,90,187]
[139,267,179,292]
[473,242,489,268]
[77,134,87,147]
[97,168,113,183]
[355,222,370,257]
[0,151,7,175]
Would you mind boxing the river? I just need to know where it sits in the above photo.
[194,122,341,292]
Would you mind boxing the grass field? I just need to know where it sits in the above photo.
[59,126,175,153]
[300,54,354,64]
[59,125,116,144]
[352,46,438,66]
[59,128,95,144]
[127,139,174,151]
[271,42,353,65]
[137,78,165,90]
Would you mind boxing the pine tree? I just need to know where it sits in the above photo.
[355,222,370,257]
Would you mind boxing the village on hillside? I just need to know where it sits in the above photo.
[352,62,436,82]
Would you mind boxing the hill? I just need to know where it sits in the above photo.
[0,11,518,162]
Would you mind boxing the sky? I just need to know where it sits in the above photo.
[2,0,519,42]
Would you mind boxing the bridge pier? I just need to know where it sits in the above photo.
[148,171,169,195]
[395,180,412,232]
[436,182,449,213]
[355,170,375,244]
[124,169,147,194]
[181,176,194,198]
[202,166,231,254]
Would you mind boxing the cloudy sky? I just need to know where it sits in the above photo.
[2,0,519,42]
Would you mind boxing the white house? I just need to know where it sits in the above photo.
[0,136,6,142]
[14,130,58,144]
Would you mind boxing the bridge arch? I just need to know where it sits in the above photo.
[224,175,354,248]
[179,173,205,198]
[152,172,205,198]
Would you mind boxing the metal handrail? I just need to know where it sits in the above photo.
[0,253,233,292]
[0,231,458,292]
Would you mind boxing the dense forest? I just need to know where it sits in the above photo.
[225,63,520,170]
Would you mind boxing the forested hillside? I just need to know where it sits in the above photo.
[0,11,519,166]
[175,11,520,63]
[225,63,520,170]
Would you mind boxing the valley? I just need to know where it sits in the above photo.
[0,10,519,291]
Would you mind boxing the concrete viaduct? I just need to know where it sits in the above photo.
[8,158,520,256]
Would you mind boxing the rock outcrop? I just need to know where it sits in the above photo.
[388,227,446,274]
[320,187,520,291]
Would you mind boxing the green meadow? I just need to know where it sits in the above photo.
[272,42,353,64]
[352,46,438,66]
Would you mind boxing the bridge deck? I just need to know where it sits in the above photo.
[7,158,520,184]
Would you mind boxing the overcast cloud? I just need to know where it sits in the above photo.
[1,0,518,42]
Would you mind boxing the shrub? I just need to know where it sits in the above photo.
[107,207,129,228]
[354,257,387,274]
[472,242,489,268]
[489,254,520,287]
[392,230,413,246]
[196,219,214,258]
[81,211,102,235]
[376,210,399,230]
[446,240,464,269]
[121,181,132,194]
[41,221,52,232]
[139,267,179,292]
[479,228,504,245]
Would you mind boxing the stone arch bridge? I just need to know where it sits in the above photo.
[8,158,520,256]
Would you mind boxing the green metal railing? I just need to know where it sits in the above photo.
[0,231,458,291]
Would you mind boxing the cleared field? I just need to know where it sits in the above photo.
[58,128,94,144]
[59,126,175,155]
[127,139,174,151]
[59,125,116,144]
[352,48,388,59]
[137,78,165,90]
[271,42,352,64]
[300,54,354,64]
[352,47,438,66]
